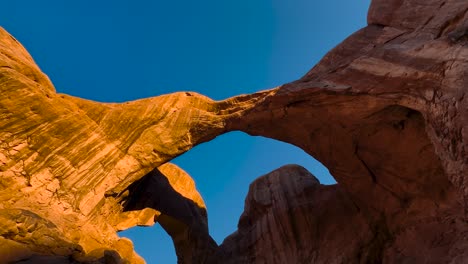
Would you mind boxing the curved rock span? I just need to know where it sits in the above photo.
[0,0,467,263]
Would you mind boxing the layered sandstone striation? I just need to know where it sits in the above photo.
[0,23,269,263]
[0,0,467,263]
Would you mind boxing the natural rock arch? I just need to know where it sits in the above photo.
[120,131,336,262]
[0,0,467,263]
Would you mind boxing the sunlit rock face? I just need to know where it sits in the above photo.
[0,0,467,263]
[0,23,267,263]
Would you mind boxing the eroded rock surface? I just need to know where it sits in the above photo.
[219,0,468,262]
[0,24,264,262]
[0,0,467,263]
[219,165,371,264]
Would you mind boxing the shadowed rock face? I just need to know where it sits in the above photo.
[0,0,467,263]
[219,165,372,264]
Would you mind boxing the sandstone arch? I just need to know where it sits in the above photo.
[0,0,467,262]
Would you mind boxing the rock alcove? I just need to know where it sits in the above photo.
[0,0,467,263]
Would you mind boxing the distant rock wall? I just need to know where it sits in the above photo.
[0,0,466,263]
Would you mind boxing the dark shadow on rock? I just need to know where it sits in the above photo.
[121,167,220,264]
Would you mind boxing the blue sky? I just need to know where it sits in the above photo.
[1,1,370,263]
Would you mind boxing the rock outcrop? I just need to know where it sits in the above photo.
[218,0,468,262]
[219,165,371,264]
[0,0,467,263]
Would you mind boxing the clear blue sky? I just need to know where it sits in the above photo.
[1,1,370,263]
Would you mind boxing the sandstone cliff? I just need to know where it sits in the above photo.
[0,0,467,263]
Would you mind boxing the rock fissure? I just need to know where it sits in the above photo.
[354,145,378,184]
[438,7,468,39]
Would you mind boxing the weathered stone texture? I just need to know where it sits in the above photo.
[0,0,467,263]
[219,165,371,264]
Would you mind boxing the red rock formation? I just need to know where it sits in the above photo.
[220,165,372,264]
[0,0,467,263]
[218,0,468,262]
[121,163,218,263]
